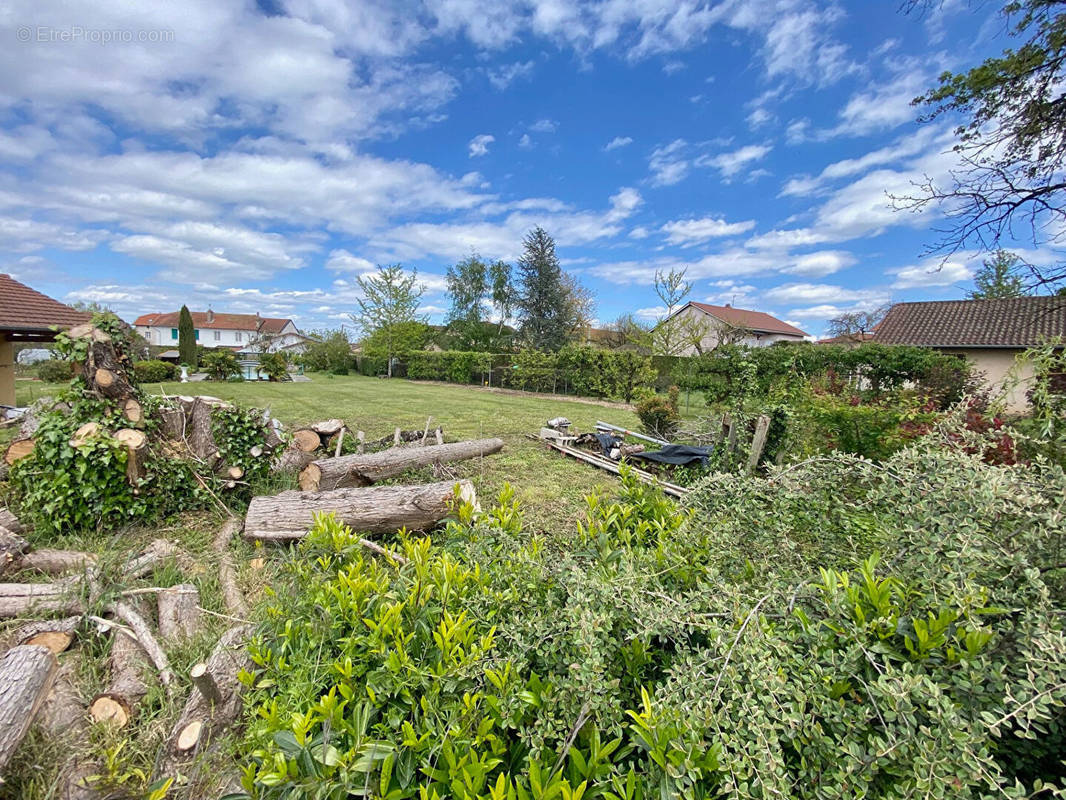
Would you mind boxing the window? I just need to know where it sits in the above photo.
[235,332,242,343]
[171,328,178,340]
[214,330,221,341]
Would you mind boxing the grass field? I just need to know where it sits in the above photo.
[17,374,643,532]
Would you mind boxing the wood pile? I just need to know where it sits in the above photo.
[0,504,255,792]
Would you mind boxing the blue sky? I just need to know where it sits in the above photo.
[0,0,1057,338]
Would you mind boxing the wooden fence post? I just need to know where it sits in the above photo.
[747,414,771,473]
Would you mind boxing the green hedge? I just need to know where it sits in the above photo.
[406,351,493,383]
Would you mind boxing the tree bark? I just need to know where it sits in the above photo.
[0,645,58,774]
[88,629,149,728]
[245,479,477,542]
[298,438,503,491]
[276,444,316,473]
[155,624,252,782]
[157,584,201,641]
[186,397,220,464]
[9,549,96,577]
[309,419,344,437]
[212,518,248,618]
[0,509,25,536]
[0,583,83,618]
[0,528,30,577]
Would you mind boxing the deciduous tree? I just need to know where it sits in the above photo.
[351,265,426,377]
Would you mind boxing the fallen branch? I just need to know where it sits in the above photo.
[106,602,175,701]
[212,517,248,618]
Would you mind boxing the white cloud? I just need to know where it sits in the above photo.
[529,118,558,133]
[326,249,376,273]
[468,134,495,157]
[762,282,888,306]
[518,133,533,149]
[486,60,535,89]
[891,260,972,289]
[604,136,633,151]
[697,144,772,180]
[648,139,689,187]
[660,216,756,246]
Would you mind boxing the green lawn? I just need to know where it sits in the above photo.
[18,374,643,532]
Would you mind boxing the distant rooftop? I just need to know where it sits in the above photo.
[686,301,809,338]
[134,310,294,334]
[876,297,1066,348]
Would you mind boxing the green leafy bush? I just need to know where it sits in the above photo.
[201,349,241,381]
[238,437,1066,799]
[635,386,680,440]
[501,349,558,393]
[132,359,177,383]
[36,359,72,383]
[257,352,287,381]
[299,329,353,374]
[407,350,493,383]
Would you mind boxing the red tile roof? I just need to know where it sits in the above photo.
[0,274,90,333]
[875,297,1066,348]
[687,302,809,338]
[133,310,294,334]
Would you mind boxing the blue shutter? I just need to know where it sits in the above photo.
[171,328,177,340]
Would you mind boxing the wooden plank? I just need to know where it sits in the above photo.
[538,439,689,499]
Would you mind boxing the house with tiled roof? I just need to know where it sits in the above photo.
[876,296,1066,411]
[665,301,810,355]
[134,309,304,352]
[0,274,90,405]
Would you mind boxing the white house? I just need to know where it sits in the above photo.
[665,302,810,355]
[134,310,302,350]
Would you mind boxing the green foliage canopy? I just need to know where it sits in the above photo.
[178,305,197,368]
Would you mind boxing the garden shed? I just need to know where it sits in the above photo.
[0,274,89,406]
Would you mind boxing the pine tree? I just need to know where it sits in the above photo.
[968,250,1029,300]
[515,226,569,351]
[178,304,197,368]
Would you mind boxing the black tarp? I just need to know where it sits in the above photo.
[632,444,712,467]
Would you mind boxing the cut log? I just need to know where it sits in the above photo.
[125,539,190,580]
[276,444,316,473]
[309,419,344,437]
[189,663,221,706]
[155,624,252,781]
[0,645,58,773]
[249,445,264,458]
[79,327,135,401]
[88,628,150,728]
[213,517,248,618]
[122,397,143,425]
[225,465,244,480]
[5,438,35,465]
[298,437,504,491]
[0,528,30,576]
[115,428,147,484]
[186,398,220,463]
[245,479,477,542]
[0,582,83,618]
[10,548,95,577]
[0,509,25,536]
[106,602,174,699]
[70,422,102,448]
[159,405,186,441]
[10,617,79,654]
[157,584,200,641]
[291,428,322,453]
[37,661,86,737]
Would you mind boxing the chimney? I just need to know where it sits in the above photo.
[724,303,731,308]
[206,308,215,323]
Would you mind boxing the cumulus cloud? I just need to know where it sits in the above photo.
[468,134,496,157]
[891,259,973,289]
[605,136,633,151]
